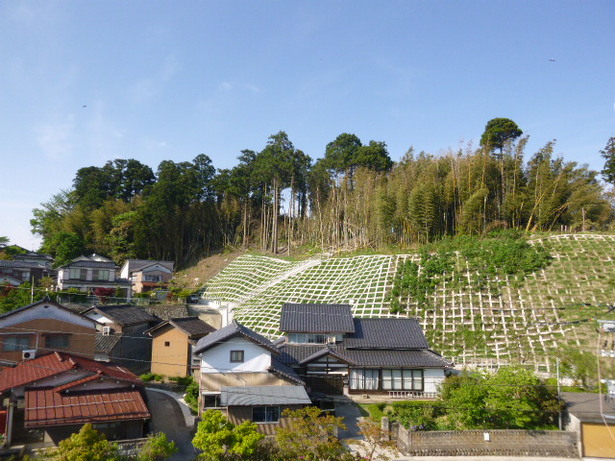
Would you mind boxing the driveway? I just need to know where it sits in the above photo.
[145,389,198,461]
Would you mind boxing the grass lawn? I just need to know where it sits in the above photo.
[358,403,386,420]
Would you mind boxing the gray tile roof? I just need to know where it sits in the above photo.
[344,318,429,350]
[193,320,278,355]
[268,359,305,385]
[95,333,121,353]
[341,349,451,368]
[221,385,311,406]
[280,303,355,334]
[0,260,46,269]
[145,305,189,321]
[171,317,215,337]
[125,259,174,273]
[86,305,160,326]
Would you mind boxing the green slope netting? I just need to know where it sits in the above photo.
[204,235,615,372]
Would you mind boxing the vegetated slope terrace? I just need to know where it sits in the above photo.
[204,234,615,372]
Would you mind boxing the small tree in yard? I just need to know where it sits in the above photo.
[275,406,349,461]
[348,418,398,461]
[192,410,264,461]
[138,432,178,461]
[42,423,119,461]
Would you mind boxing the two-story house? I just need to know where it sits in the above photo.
[119,259,174,294]
[276,303,452,399]
[146,316,216,377]
[0,297,97,364]
[56,254,132,300]
[193,320,310,434]
[82,304,160,373]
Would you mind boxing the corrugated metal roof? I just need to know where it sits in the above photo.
[221,385,311,407]
[0,351,141,392]
[344,318,429,350]
[25,389,150,427]
[95,333,121,353]
[280,303,355,333]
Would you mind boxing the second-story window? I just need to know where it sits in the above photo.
[230,350,244,363]
[93,270,110,281]
[69,268,87,280]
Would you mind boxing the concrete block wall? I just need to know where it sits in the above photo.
[394,425,578,457]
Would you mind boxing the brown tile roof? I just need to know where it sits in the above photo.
[25,389,150,427]
[0,351,140,392]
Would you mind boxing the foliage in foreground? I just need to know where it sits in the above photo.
[41,424,120,461]
[192,410,265,461]
[41,425,177,461]
[385,366,561,431]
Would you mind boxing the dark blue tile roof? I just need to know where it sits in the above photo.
[344,318,429,350]
[280,303,355,334]
[194,320,278,355]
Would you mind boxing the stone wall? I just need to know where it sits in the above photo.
[393,424,579,458]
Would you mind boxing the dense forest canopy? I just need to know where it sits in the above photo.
[30,124,615,268]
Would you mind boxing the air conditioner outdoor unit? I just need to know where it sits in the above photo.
[102,326,111,335]
[22,349,36,360]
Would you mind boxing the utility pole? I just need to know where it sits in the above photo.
[556,357,562,430]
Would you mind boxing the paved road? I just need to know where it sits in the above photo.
[145,389,197,461]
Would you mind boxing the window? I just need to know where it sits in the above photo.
[93,270,110,281]
[252,406,280,423]
[69,268,87,280]
[349,369,379,390]
[203,393,221,408]
[381,369,423,391]
[4,335,30,351]
[164,341,170,347]
[144,274,161,282]
[289,333,328,344]
[230,350,244,363]
[45,334,70,350]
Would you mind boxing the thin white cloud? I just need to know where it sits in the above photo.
[130,56,180,103]
[35,116,75,161]
[218,81,260,93]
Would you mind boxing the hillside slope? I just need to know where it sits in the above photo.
[204,234,615,372]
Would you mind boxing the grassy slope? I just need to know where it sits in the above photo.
[203,234,615,372]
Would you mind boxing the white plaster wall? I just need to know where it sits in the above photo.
[84,311,113,325]
[424,368,446,394]
[201,337,271,373]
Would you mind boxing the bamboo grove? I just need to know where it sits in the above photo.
[31,128,614,268]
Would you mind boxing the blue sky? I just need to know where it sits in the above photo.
[1,1,614,249]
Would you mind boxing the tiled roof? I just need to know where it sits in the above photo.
[0,297,93,323]
[279,303,355,334]
[25,389,150,427]
[0,351,141,392]
[125,259,174,273]
[171,317,216,337]
[268,359,305,385]
[343,318,429,350]
[95,333,121,353]
[340,349,452,368]
[145,305,189,321]
[63,260,117,269]
[194,320,278,355]
[276,344,329,365]
[221,385,311,406]
[87,305,160,326]
[0,260,46,269]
